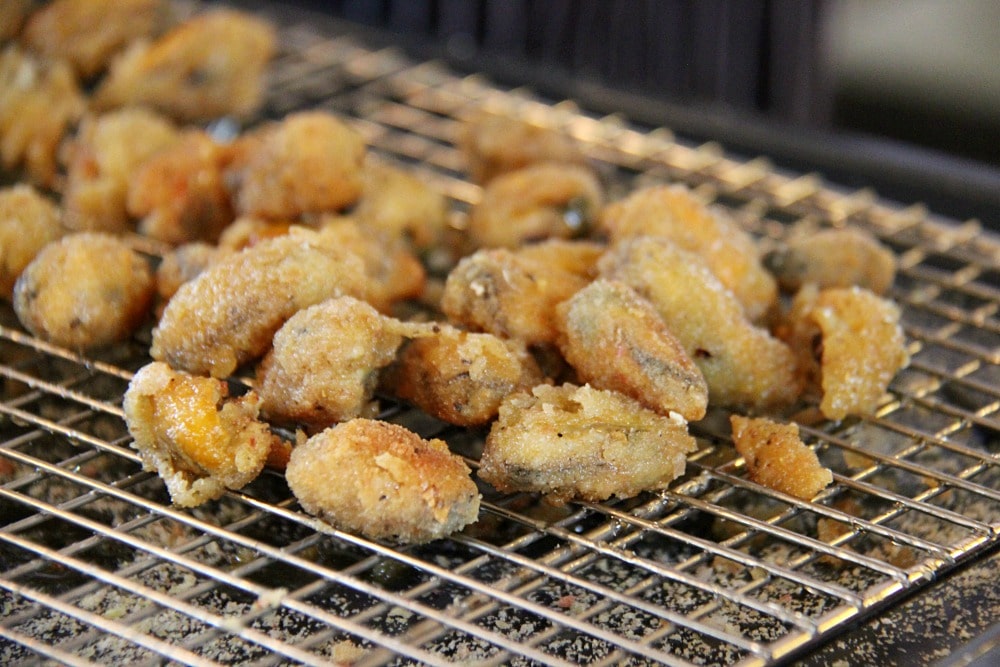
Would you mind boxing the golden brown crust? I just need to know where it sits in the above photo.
[767,226,897,295]
[353,158,450,253]
[555,279,708,421]
[459,111,587,184]
[92,9,276,122]
[467,162,604,249]
[13,232,153,349]
[0,184,63,300]
[383,324,545,426]
[235,112,365,220]
[150,227,369,378]
[154,241,222,304]
[123,361,279,507]
[599,184,777,322]
[286,419,480,544]
[783,285,909,420]
[730,414,832,500]
[441,247,590,346]
[257,297,406,429]
[61,108,180,233]
[0,44,86,187]
[22,0,167,80]
[598,235,801,411]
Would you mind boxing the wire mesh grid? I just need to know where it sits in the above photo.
[2,9,999,667]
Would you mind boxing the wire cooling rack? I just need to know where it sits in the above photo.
[1,6,999,666]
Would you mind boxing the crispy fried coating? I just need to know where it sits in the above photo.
[92,9,276,122]
[598,236,801,410]
[124,361,280,507]
[556,279,708,421]
[459,110,587,184]
[353,158,450,252]
[62,107,180,233]
[599,184,777,322]
[317,218,426,312]
[766,226,897,295]
[730,414,832,500]
[154,241,222,304]
[0,45,86,186]
[286,419,481,544]
[13,232,153,349]
[514,238,605,281]
[236,111,366,220]
[383,324,545,427]
[0,184,63,300]
[151,227,369,378]
[257,297,413,429]
[216,216,293,251]
[126,130,234,244]
[784,285,909,420]
[479,383,697,503]
[22,0,166,80]
[441,247,590,346]
[467,162,603,249]
[0,0,33,43]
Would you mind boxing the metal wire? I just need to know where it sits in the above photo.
[2,7,999,666]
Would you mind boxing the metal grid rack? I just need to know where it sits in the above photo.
[2,8,999,666]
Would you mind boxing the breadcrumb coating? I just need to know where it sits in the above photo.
[151,227,368,378]
[599,184,777,322]
[766,225,897,295]
[599,235,801,411]
[467,162,604,249]
[124,361,280,507]
[0,45,86,186]
[353,158,450,253]
[0,184,63,300]
[784,285,909,420]
[730,414,832,500]
[13,232,153,350]
[383,324,545,427]
[61,107,180,233]
[556,279,708,421]
[479,383,697,503]
[22,0,166,80]
[92,9,276,122]
[286,419,480,544]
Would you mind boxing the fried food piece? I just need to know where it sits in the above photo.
[0,0,33,43]
[598,236,801,410]
[599,184,777,322]
[730,414,833,500]
[514,238,605,281]
[92,9,276,122]
[467,162,603,249]
[317,218,426,312]
[22,0,166,80]
[441,247,590,346]
[0,45,86,186]
[383,324,545,427]
[236,111,366,220]
[766,226,897,295]
[556,279,708,421]
[459,110,587,184]
[126,130,234,244]
[257,297,414,429]
[216,216,293,251]
[154,241,222,304]
[286,418,480,544]
[783,285,909,420]
[13,232,153,349]
[0,184,63,300]
[353,158,450,253]
[124,361,280,507]
[479,383,697,503]
[62,108,180,233]
[151,227,368,378]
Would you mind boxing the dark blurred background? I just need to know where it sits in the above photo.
[283,0,1000,226]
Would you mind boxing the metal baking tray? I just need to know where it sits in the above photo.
[1,5,998,666]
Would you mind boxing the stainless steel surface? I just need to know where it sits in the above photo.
[2,9,999,666]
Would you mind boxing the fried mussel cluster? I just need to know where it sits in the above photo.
[1,4,910,544]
